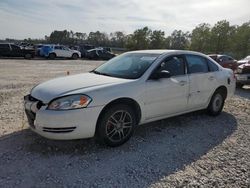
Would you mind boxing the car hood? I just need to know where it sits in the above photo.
[238,63,250,68]
[72,50,81,54]
[238,59,249,64]
[31,73,129,103]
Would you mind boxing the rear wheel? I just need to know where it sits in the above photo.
[72,53,79,60]
[96,104,136,147]
[207,90,225,116]
[48,53,56,59]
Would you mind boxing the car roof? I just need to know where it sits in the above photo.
[127,49,206,56]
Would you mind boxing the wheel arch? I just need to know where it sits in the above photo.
[95,97,142,134]
[214,85,228,99]
[48,52,56,57]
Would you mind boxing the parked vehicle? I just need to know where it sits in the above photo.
[0,43,35,59]
[235,62,250,88]
[86,48,116,60]
[24,50,235,147]
[34,44,44,56]
[237,55,250,66]
[78,44,95,58]
[40,45,81,59]
[208,54,237,71]
[39,45,53,57]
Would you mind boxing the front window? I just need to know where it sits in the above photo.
[92,53,160,79]
[156,56,185,76]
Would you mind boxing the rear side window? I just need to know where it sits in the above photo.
[207,59,219,72]
[159,56,185,76]
[219,55,233,61]
[0,44,10,49]
[186,55,208,74]
[54,46,62,50]
[10,45,20,50]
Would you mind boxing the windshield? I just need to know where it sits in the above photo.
[92,53,160,79]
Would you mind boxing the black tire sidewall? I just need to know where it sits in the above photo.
[96,104,136,147]
[207,91,225,116]
[72,53,78,59]
[49,53,56,59]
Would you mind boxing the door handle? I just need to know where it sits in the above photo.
[179,80,187,86]
[208,76,215,81]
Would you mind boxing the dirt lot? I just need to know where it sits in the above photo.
[0,59,249,187]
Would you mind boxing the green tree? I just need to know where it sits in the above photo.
[126,27,152,50]
[190,23,211,53]
[230,22,250,59]
[110,31,126,47]
[210,20,232,53]
[169,30,190,49]
[149,30,165,49]
[87,31,109,46]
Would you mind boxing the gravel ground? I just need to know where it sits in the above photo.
[0,59,249,188]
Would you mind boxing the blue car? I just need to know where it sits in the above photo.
[40,45,53,57]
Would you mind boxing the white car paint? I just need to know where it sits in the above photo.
[50,45,81,58]
[24,50,236,140]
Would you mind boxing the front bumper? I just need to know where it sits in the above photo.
[24,95,103,140]
[235,74,250,85]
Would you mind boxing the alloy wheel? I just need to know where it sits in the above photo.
[105,110,133,142]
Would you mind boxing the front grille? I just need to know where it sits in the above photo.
[42,127,76,133]
[25,109,36,129]
[24,94,45,129]
[242,68,250,74]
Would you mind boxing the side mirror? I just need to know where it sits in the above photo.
[150,70,171,80]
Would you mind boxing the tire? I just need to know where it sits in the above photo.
[72,53,79,60]
[207,90,225,116]
[48,53,56,59]
[24,53,32,59]
[96,104,136,147]
[236,83,244,88]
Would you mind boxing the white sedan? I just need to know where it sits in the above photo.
[24,50,235,147]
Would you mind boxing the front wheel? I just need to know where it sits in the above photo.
[48,53,56,59]
[72,53,79,60]
[207,91,225,116]
[96,104,136,147]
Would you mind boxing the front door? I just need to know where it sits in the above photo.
[144,55,189,120]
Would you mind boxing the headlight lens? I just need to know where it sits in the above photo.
[237,68,242,74]
[47,95,92,110]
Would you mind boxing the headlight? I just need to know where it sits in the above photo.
[237,68,242,74]
[47,94,92,110]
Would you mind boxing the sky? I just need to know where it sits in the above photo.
[0,0,249,39]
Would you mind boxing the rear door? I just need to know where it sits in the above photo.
[144,55,189,120]
[54,46,64,57]
[62,46,72,57]
[0,44,11,56]
[185,54,217,109]
[10,44,22,57]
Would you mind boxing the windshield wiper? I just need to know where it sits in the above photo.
[90,70,113,77]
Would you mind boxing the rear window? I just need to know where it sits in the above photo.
[207,59,219,72]
[186,55,209,74]
[0,44,10,49]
